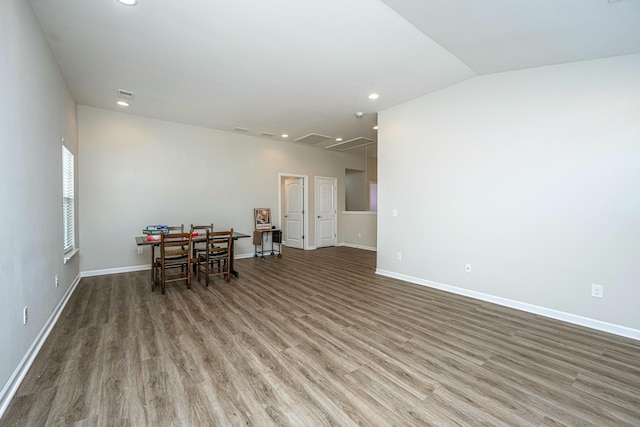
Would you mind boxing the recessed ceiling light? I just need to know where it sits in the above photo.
[336,138,343,142]
[281,134,288,138]
[117,0,138,5]
[368,93,379,100]
[373,125,378,130]
[117,100,129,107]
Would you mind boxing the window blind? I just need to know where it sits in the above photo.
[62,145,74,253]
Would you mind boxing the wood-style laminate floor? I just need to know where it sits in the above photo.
[3,247,640,426]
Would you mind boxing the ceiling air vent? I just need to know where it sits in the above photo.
[326,137,376,151]
[294,133,332,144]
[260,132,275,137]
[116,89,135,100]
[233,127,249,133]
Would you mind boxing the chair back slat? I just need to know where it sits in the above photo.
[190,223,214,235]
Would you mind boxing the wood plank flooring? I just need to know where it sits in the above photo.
[3,247,640,426]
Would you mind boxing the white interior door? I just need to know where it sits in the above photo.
[284,177,304,249]
[315,177,337,248]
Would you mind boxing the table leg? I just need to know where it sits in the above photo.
[230,239,240,278]
[271,231,275,255]
[150,245,154,288]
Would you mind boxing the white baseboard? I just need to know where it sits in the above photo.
[339,242,377,251]
[376,269,640,342]
[234,252,256,260]
[80,253,258,278]
[0,273,81,419]
[81,264,150,277]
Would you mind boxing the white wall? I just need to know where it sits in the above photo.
[340,212,377,250]
[0,0,79,413]
[378,54,640,334]
[78,106,365,273]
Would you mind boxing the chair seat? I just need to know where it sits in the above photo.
[198,253,228,263]
[156,255,188,266]
[156,253,188,261]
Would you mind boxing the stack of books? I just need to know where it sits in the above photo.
[143,225,169,235]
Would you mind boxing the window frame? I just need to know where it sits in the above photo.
[62,144,75,254]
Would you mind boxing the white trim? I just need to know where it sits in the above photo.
[63,247,79,264]
[62,144,75,254]
[338,242,377,251]
[234,252,256,260]
[81,264,150,277]
[375,269,640,341]
[278,173,309,250]
[0,274,81,419]
[315,176,338,249]
[80,252,258,277]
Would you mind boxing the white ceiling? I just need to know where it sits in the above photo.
[28,0,640,150]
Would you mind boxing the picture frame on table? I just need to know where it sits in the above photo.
[254,208,272,230]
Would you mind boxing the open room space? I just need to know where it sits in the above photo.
[3,247,640,425]
[2,0,639,424]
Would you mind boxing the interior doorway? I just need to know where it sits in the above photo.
[278,173,309,250]
[315,176,337,248]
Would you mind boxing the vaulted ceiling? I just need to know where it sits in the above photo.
[28,0,640,151]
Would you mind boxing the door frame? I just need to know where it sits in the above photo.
[315,176,338,248]
[278,173,309,250]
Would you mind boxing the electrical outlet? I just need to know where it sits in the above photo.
[396,252,402,261]
[137,246,144,255]
[465,264,472,273]
[392,209,398,217]
[55,274,59,287]
[23,306,28,325]
[591,284,603,298]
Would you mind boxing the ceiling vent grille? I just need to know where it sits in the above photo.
[260,132,275,137]
[326,137,376,151]
[233,127,249,133]
[294,133,332,144]
[117,89,135,100]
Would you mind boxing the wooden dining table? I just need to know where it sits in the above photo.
[135,231,251,283]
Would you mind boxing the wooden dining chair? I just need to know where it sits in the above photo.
[154,231,192,294]
[152,224,185,284]
[197,228,233,286]
[190,223,213,272]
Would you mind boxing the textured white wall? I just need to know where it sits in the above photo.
[378,54,640,331]
[0,0,79,410]
[78,106,365,273]
[340,213,377,250]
